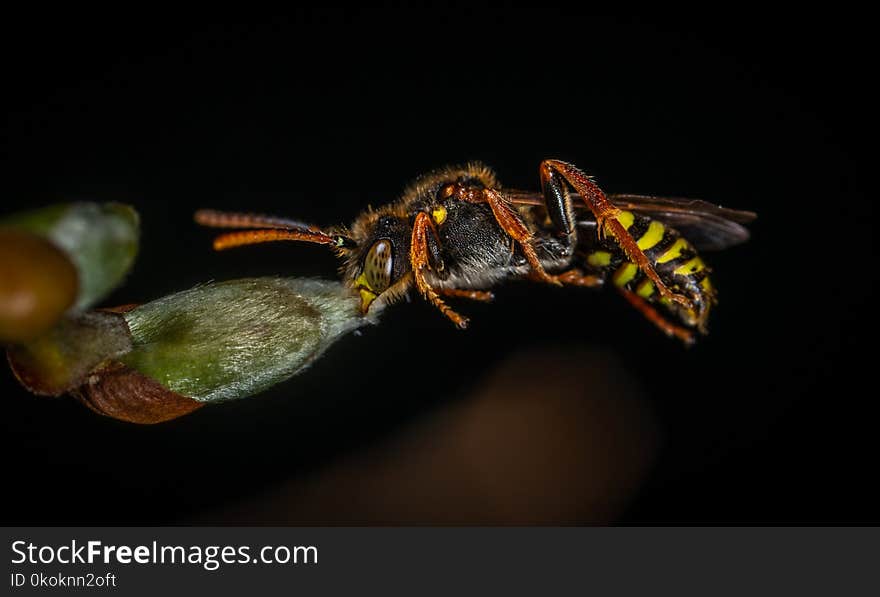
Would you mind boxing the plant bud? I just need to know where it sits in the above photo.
[117,277,371,403]
[9,277,374,423]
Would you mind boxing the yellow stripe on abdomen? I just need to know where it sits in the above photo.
[673,257,706,277]
[587,251,612,268]
[637,220,665,251]
[656,238,690,264]
[636,279,655,298]
[613,262,638,287]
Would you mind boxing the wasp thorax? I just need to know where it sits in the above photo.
[363,239,393,293]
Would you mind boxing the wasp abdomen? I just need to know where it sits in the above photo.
[583,211,716,330]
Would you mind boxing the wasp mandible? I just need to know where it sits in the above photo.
[195,160,755,345]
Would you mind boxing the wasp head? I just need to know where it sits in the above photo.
[346,213,412,313]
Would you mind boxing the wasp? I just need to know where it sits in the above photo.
[195,160,755,345]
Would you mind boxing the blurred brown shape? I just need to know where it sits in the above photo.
[0,230,78,342]
[205,346,660,525]
[72,362,204,424]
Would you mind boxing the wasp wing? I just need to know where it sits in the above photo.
[606,194,755,251]
[505,190,756,251]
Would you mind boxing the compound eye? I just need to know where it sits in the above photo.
[363,240,393,293]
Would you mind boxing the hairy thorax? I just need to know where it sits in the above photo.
[426,201,574,290]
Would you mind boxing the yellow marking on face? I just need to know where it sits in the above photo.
[636,279,655,298]
[355,271,378,311]
[355,271,371,291]
[359,288,377,311]
[673,257,706,277]
[701,277,714,292]
[637,220,665,251]
[656,238,690,263]
[587,250,612,267]
[613,262,638,287]
[432,205,448,225]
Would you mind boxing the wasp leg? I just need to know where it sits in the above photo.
[540,160,691,309]
[438,288,495,302]
[369,272,414,312]
[526,267,604,287]
[411,212,470,329]
[455,187,560,286]
[618,288,696,346]
[553,269,604,288]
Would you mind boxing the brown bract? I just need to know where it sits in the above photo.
[72,362,203,424]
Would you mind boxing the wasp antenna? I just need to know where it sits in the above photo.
[212,229,339,251]
[194,209,317,232]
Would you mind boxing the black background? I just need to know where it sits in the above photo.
[1,10,873,524]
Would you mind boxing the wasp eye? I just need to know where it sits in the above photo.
[362,239,394,293]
